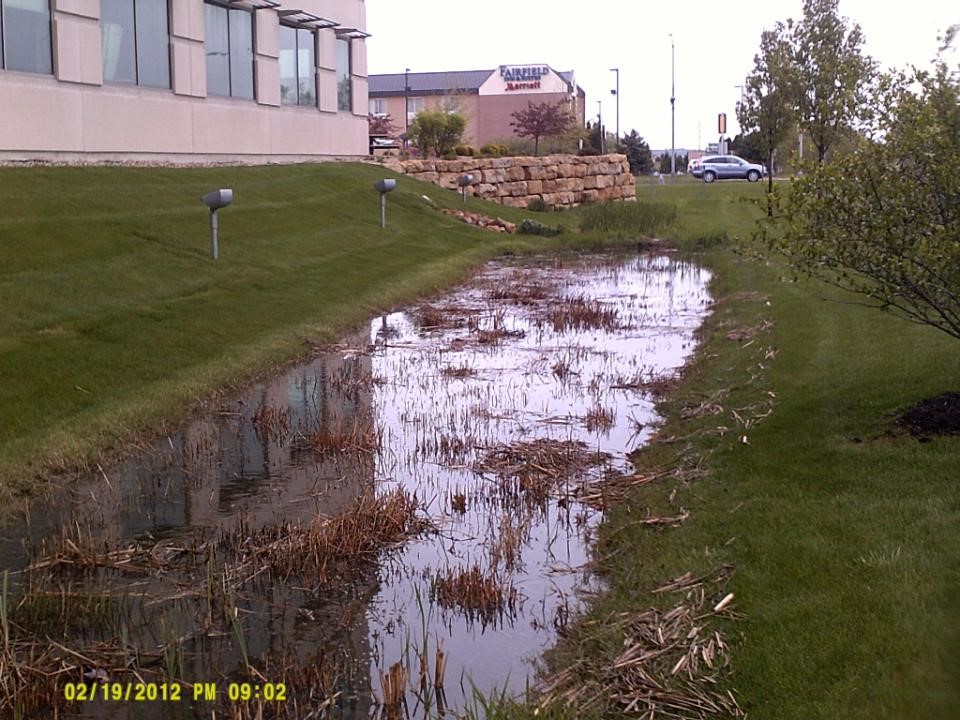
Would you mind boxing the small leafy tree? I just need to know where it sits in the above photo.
[368,113,398,137]
[407,111,466,157]
[788,0,876,164]
[510,101,573,155]
[620,130,654,174]
[737,26,796,212]
[766,31,960,341]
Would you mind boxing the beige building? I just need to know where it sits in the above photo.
[368,65,586,149]
[0,0,370,162]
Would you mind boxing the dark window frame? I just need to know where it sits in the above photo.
[279,23,317,107]
[100,0,172,89]
[204,0,256,100]
[0,0,53,75]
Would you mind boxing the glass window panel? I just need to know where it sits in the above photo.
[204,3,229,96]
[2,0,52,75]
[100,0,136,84]
[336,38,351,111]
[297,29,314,106]
[278,25,296,105]
[228,8,253,99]
[135,0,170,88]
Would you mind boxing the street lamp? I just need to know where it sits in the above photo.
[597,100,603,154]
[669,33,676,176]
[404,67,410,148]
[610,68,619,151]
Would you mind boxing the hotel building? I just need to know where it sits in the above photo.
[368,64,586,149]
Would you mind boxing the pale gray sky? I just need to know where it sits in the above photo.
[366,0,957,150]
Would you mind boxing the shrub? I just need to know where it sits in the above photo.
[479,143,502,157]
[578,201,678,235]
[454,144,475,156]
[518,219,564,237]
[442,150,457,160]
[527,197,549,212]
[407,111,466,158]
[577,147,601,157]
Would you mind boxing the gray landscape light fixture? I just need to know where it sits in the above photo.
[201,188,233,260]
[374,179,397,228]
[457,174,474,203]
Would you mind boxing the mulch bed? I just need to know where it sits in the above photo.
[895,391,960,438]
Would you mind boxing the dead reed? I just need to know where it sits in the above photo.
[251,402,291,443]
[545,296,618,333]
[584,404,616,433]
[305,415,380,455]
[473,439,610,505]
[377,660,409,720]
[538,566,743,719]
[431,564,519,627]
[238,489,431,583]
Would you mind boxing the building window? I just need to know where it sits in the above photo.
[369,98,387,116]
[204,1,253,99]
[442,95,459,113]
[279,25,315,106]
[335,38,351,111]
[406,96,423,121]
[0,0,52,75]
[101,0,170,88]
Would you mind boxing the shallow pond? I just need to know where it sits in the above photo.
[0,252,711,719]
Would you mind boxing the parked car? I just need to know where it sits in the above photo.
[689,155,766,183]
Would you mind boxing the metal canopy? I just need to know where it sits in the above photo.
[278,10,339,28]
[230,0,281,10]
[335,27,371,39]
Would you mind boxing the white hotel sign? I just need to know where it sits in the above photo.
[479,65,570,96]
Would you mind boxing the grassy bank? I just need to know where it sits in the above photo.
[535,180,960,718]
[0,162,616,502]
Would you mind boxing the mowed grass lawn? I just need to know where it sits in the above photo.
[1,166,957,717]
[577,178,960,718]
[0,162,567,499]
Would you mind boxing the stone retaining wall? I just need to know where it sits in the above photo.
[386,153,635,209]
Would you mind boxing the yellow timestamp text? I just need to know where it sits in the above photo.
[63,682,287,703]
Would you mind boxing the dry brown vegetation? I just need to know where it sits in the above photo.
[431,564,519,627]
[545,295,619,333]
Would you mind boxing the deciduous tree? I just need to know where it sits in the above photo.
[407,111,466,158]
[766,30,960,341]
[510,101,573,156]
[737,26,796,212]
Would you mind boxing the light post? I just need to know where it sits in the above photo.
[404,67,410,149]
[610,67,619,151]
[669,33,676,176]
[597,100,603,154]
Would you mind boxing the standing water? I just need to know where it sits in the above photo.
[0,253,711,719]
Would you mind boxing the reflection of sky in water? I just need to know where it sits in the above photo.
[1,253,710,719]
[362,254,711,709]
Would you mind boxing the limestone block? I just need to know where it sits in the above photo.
[477,183,497,196]
[542,179,558,192]
[526,166,547,180]
[506,165,526,182]
[557,163,576,178]
[492,158,512,168]
[596,175,614,189]
[419,172,439,184]
[438,173,460,189]
[571,164,587,178]
[541,193,559,207]
[482,168,506,183]
[582,189,599,203]
[583,176,598,190]
[544,165,559,180]
[501,196,528,208]
[557,191,576,206]
[526,180,543,194]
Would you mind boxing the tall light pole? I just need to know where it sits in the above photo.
[597,100,603,154]
[404,67,410,147]
[610,67,619,151]
[669,33,676,176]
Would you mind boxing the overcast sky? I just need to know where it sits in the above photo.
[366,0,958,151]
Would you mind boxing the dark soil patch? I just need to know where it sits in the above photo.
[896,392,960,438]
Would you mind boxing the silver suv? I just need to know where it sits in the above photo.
[690,155,766,183]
